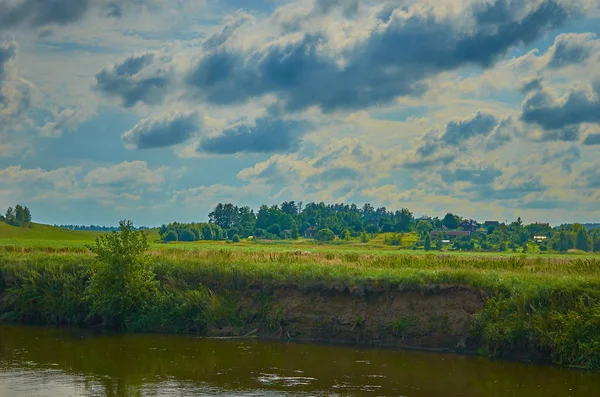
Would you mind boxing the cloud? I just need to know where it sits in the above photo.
[0,40,16,89]
[184,0,575,113]
[123,111,201,149]
[403,111,510,169]
[305,166,361,183]
[546,33,597,69]
[583,132,600,145]
[83,160,167,187]
[518,76,543,94]
[440,164,503,185]
[520,82,600,130]
[40,107,95,137]
[441,112,499,145]
[202,10,255,49]
[94,52,172,107]
[0,0,155,31]
[471,177,548,200]
[197,117,312,155]
[540,145,580,172]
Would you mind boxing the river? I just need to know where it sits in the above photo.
[0,325,598,396]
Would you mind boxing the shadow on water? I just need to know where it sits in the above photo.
[1,325,599,396]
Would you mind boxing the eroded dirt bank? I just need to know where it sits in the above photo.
[210,285,486,352]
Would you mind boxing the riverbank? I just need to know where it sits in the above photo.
[1,250,600,369]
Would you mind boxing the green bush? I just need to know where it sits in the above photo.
[232,234,240,243]
[315,228,335,242]
[85,220,158,327]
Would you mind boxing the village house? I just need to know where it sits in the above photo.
[459,219,479,233]
[430,230,472,238]
[304,226,318,238]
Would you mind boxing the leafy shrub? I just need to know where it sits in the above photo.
[85,220,158,327]
[232,234,240,243]
[315,228,335,242]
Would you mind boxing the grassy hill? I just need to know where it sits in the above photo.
[0,222,105,247]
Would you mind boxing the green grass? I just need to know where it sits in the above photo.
[2,222,600,369]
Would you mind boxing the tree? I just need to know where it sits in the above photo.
[575,226,590,252]
[177,228,196,242]
[344,229,351,241]
[416,220,433,236]
[424,235,432,251]
[592,229,600,252]
[442,213,459,230]
[290,221,299,240]
[85,220,158,327]
[164,230,178,242]
[435,234,443,250]
[232,234,240,243]
[360,231,369,243]
[522,242,528,253]
[315,228,335,242]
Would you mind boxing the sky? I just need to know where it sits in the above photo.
[1,0,600,227]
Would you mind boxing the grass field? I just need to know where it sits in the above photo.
[2,221,600,369]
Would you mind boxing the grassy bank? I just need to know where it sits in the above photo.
[1,248,600,369]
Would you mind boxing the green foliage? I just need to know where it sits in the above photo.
[232,234,240,243]
[85,220,158,327]
[343,229,351,241]
[290,221,299,240]
[574,225,591,252]
[3,204,32,227]
[164,230,178,242]
[424,235,432,251]
[315,228,335,242]
[442,213,459,230]
[360,231,369,243]
[383,233,402,246]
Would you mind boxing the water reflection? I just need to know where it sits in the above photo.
[1,325,598,396]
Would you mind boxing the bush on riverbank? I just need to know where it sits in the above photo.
[1,248,600,369]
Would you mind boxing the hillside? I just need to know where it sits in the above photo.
[0,222,104,247]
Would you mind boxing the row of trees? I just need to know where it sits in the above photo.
[1,205,32,227]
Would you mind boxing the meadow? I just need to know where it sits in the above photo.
[1,222,600,369]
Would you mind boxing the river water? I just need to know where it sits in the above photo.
[0,325,598,397]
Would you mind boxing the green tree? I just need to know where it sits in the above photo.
[315,228,335,242]
[416,220,433,236]
[290,221,299,240]
[522,242,528,253]
[344,229,351,241]
[85,220,158,327]
[435,234,443,250]
[574,225,590,252]
[164,230,178,242]
[360,231,369,243]
[424,235,432,251]
[232,234,240,243]
[442,213,459,230]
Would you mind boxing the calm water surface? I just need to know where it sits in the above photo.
[0,325,598,396]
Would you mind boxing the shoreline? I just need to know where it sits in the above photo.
[1,250,599,370]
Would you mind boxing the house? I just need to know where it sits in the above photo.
[459,219,479,233]
[304,226,318,238]
[533,235,548,243]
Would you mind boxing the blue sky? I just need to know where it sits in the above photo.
[1,0,600,226]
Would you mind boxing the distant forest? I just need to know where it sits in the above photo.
[54,225,150,231]
[157,202,600,253]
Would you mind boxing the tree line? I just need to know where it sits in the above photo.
[0,205,32,227]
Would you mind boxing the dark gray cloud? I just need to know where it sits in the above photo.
[305,166,361,184]
[0,0,152,31]
[583,132,600,145]
[547,33,595,69]
[185,0,573,113]
[0,41,16,85]
[518,76,543,94]
[486,117,518,150]
[541,145,580,172]
[579,167,600,189]
[471,177,547,200]
[402,153,456,170]
[441,165,503,185]
[122,112,200,149]
[198,118,312,155]
[202,11,254,49]
[441,112,498,145]
[521,82,600,130]
[94,53,171,107]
